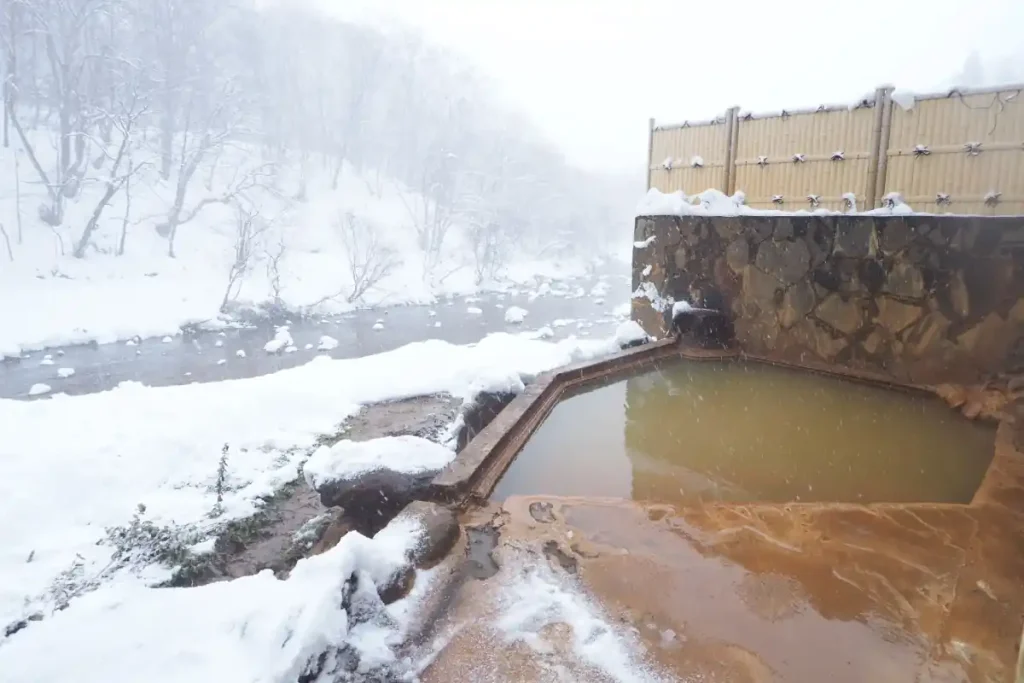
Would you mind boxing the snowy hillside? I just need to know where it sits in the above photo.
[0,2,634,358]
[0,133,614,357]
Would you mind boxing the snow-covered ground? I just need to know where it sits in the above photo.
[0,131,623,358]
[2,515,425,683]
[0,328,633,676]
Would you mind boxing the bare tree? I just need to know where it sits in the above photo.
[8,0,112,226]
[1,0,21,149]
[399,162,461,276]
[467,219,508,285]
[13,148,21,243]
[0,222,12,260]
[330,211,396,304]
[220,202,268,312]
[115,156,131,255]
[72,87,147,258]
[264,236,286,307]
[155,83,272,257]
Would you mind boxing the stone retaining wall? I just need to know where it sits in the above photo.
[632,214,1024,385]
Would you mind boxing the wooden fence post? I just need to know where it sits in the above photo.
[722,108,733,194]
[726,106,740,195]
[865,85,887,209]
[646,117,655,190]
[873,86,895,207]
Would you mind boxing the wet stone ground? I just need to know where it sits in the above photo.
[419,488,1024,683]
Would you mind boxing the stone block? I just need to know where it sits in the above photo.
[674,247,688,270]
[773,218,795,240]
[780,281,815,329]
[880,218,913,253]
[815,294,863,335]
[725,239,749,273]
[743,266,782,312]
[834,219,877,257]
[957,313,1007,357]
[949,271,970,319]
[908,312,952,358]
[877,298,923,335]
[862,330,885,355]
[884,261,925,299]
[754,238,810,285]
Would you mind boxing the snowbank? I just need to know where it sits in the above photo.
[613,321,649,347]
[304,435,455,489]
[0,330,626,627]
[0,516,424,683]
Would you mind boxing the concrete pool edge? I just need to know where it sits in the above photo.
[431,335,1021,513]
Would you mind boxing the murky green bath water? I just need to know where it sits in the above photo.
[491,360,996,505]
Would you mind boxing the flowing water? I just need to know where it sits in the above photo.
[492,359,997,505]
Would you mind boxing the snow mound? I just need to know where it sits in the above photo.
[304,435,455,490]
[504,306,528,324]
[467,306,483,316]
[317,335,339,351]
[235,349,247,358]
[263,326,294,354]
[671,301,693,316]
[614,321,649,347]
[636,189,689,216]
[28,383,52,396]
[56,368,76,379]
[39,355,54,366]
[0,516,424,683]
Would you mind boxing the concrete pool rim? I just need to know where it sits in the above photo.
[431,335,1018,512]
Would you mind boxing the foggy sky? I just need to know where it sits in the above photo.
[323,0,1024,174]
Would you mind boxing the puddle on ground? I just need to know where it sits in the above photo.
[464,527,500,580]
[492,359,996,505]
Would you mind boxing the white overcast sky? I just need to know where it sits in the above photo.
[320,0,1024,174]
